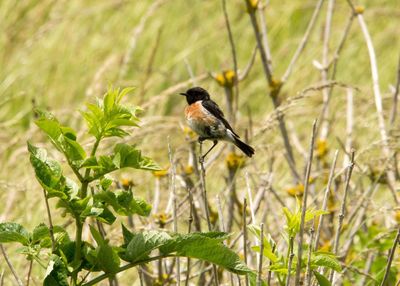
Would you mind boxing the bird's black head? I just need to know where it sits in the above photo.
[180,87,210,105]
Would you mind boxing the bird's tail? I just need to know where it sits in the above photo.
[233,137,255,157]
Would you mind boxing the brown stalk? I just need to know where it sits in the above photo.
[380,227,400,286]
[330,150,355,283]
[294,120,317,286]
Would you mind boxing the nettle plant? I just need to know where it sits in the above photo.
[249,202,341,286]
[0,87,254,285]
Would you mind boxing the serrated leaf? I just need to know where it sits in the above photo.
[0,222,29,245]
[32,223,50,244]
[312,253,341,272]
[124,230,172,262]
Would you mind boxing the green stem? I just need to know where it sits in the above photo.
[81,137,101,198]
[82,255,173,286]
[72,219,83,285]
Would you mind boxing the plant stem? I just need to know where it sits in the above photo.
[295,120,317,286]
[198,141,219,286]
[380,227,400,286]
[285,236,294,286]
[42,188,55,252]
[314,150,339,250]
[243,198,249,286]
[330,150,355,283]
[0,244,24,286]
[257,223,264,286]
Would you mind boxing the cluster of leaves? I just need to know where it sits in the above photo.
[248,203,341,286]
[0,87,254,285]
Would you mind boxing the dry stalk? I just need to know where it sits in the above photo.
[343,88,354,166]
[281,0,324,83]
[350,2,399,203]
[359,253,375,286]
[257,223,264,286]
[319,0,335,140]
[0,244,24,286]
[330,150,355,283]
[294,120,317,286]
[243,198,249,286]
[198,141,219,286]
[305,221,315,286]
[380,227,400,286]
[314,150,339,250]
[285,237,295,286]
[168,141,180,286]
[389,54,400,125]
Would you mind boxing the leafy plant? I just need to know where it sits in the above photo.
[0,87,253,285]
[248,203,340,286]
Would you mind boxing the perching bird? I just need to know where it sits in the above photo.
[181,87,254,158]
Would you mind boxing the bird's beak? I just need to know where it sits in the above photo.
[180,92,187,96]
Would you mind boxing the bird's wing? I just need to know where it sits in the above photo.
[201,99,240,138]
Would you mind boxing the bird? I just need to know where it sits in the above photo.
[180,86,254,159]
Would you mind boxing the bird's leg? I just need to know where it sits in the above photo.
[201,140,218,162]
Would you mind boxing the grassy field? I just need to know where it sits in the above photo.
[1,0,399,285]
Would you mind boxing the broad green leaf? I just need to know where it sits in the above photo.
[124,230,172,262]
[251,245,278,263]
[313,271,331,286]
[160,233,252,275]
[0,222,29,245]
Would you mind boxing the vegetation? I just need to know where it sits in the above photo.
[0,0,399,285]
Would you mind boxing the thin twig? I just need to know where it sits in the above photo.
[380,227,400,286]
[26,260,33,286]
[330,150,355,283]
[359,253,375,286]
[305,221,315,286]
[285,237,295,286]
[319,0,335,140]
[42,188,55,252]
[221,0,240,117]
[282,0,325,83]
[243,198,249,286]
[314,150,339,250]
[0,244,24,286]
[389,54,400,125]
[354,5,398,203]
[198,142,219,286]
[295,120,317,285]
[257,223,264,286]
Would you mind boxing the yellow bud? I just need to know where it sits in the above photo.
[226,152,245,170]
[184,165,194,175]
[214,70,236,88]
[152,168,169,178]
[270,77,282,91]
[121,178,134,190]
[245,0,259,13]
[153,212,171,228]
[354,5,365,14]
[395,210,400,224]
[286,184,304,197]
[316,139,329,159]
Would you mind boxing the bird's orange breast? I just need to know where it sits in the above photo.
[185,101,215,124]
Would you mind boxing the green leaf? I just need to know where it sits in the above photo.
[312,252,341,272]
[94,190,151,217]
[35,110,86,163]
[32,223,50,244]
[0,222,29,245]
[159,233,252,275]
[313,271,331,286]
[82,144,161,179]
[44,255,69,286]
[82,86,139,140]
[124,230,172,262]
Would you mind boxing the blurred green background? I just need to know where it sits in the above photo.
[0,0,399,284]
